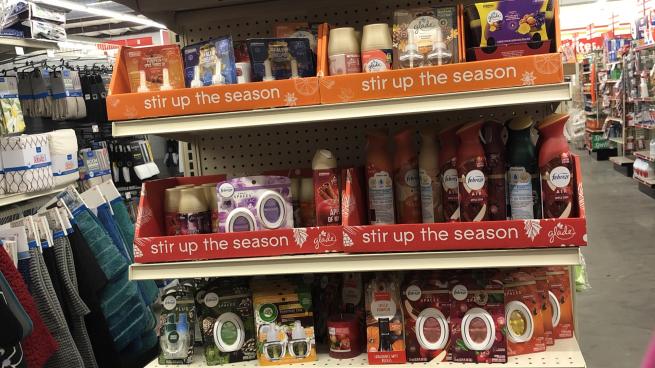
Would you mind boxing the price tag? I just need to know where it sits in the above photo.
[14,47,24,55]
[92,124,99,133]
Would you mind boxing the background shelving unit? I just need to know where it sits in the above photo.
[581,51,616,161]
[110,0,587,366]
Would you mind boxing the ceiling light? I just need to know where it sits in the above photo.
[32,0,167,29]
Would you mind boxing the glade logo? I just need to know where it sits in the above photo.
[465,170,485,191]
[405,285,422,302]
[452,284,468,301]
[409,16,438,34]
[218,183,235,198]
[548,223,575,243]
[366,58,386,72]
[404,169,419,187]
[487,10,504,24]
[162,295,177,310]
[314,230,337,249]
[549,166,571,188]
[442,168,459,190]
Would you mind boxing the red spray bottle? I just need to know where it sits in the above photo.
[438,127,460,222]
[481,120,507,221]
[456,120,488,222]
[537,113,575,219]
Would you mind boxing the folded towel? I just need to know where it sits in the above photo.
[48,129,79,187]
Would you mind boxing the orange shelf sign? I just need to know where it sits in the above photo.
[107,77,320,121]
[319,53,563,104]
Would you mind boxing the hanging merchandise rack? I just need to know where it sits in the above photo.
[108,0,588,366]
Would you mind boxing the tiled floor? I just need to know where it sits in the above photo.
[576,150,655,368]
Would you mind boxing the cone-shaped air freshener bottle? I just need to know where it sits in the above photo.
[537,113,574,219]
[438,127,460,222]
[456,120,488,222]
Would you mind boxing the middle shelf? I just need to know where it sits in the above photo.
[129,247,582,280]
[112,83,571,139]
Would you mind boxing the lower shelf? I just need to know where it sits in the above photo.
[147,338,586,367]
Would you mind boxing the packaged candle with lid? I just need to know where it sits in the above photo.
[216,176,293,232]
[393,6,459,69]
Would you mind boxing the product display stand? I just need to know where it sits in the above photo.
[108,0,588,366]
[582,51,617,161]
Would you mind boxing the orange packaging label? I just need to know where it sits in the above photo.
[320,53,563,104]
[361,49,393,73]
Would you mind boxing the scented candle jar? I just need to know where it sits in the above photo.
[328,27,361,75]
[361,24,393,72]
[327,314,361,359]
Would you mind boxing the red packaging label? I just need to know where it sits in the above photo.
[458,156,488,222]
[178,211,211,235]
[341,168,366,226]
[329,53,362,75]
[299,200,316,227]
[486,152,507,221]
[313,168,341,226]
[165,212,178,235]
[440,158,459,222]
[361,49,392,72]
[541,153,574,219]
[210,210,219,233]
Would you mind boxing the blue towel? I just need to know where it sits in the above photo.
[74,208,128,281]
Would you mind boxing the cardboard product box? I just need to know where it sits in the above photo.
[393,6,459,69]
[365,274,406,364]
[124,45,185,93]
[546,266,574,339]
[449,271,507,364]
[247,38,316,81]
[401,271,452,362]
[182,36,238,87]
[502,270,546,356]
[158,285,197,364]
[528,267,554,346]
[198,279,257,365]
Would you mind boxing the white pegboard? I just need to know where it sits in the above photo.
[198,105,556,176]
[178,0,483,44]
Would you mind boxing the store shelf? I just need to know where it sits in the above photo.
[609,137,624,144]
[610,156,634,165]
[0,186,65,207]
[635,123,655,129]
[607,116,623,123]
[146,337,585,367]
[635,150,655,162]
[585,127,603,133]
[129,247,581,280]
[0,37,58,56]
[112,83,572,138]
[635,176,655,188]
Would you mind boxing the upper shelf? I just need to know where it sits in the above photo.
[113,82,571,138]
[0,37,58,57]
[0,186,65,208]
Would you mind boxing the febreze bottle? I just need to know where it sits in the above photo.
[537,113,575,219]
[393,128,421,224]
[438,127,460,222]
[481,120,507,221]
[456,120,488,222]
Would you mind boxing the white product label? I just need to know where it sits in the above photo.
[419,169,434,222]
[404,168,419,187]
[509,167,534,220]
[204,292,219,308]
[465,170,485,191]
[163,295,177,310]
[1,141,51,170]
[442,168,458,190]
[408,16,440,49]
[487,10,504,24]
[218,183,235,198]
[549,166,571,188]
[452,284,468,301]
[368,171,395,224]
[405,285,422,302]
[51,153,78,176]
[371,299,397,319]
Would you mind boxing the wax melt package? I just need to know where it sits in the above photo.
[198,279,257,365]
[216,176,293,232]
[124,45,185,92]
[393,6,459,69]
[251,277,317,365]
[464,1,552,47]
[183,36,238,87]
[246,38,316,81]
[448,272,507,364]
[401,271,452,362]
[158,285,196,364]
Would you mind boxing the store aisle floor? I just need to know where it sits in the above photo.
[576,150,655,368]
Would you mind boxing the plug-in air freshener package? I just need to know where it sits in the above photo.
[252,278,316,365]
[183,36,238,87]
[246,38,315,81]
[199,279,256,365]
[365,274,406,364]
[158,286,196,364]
